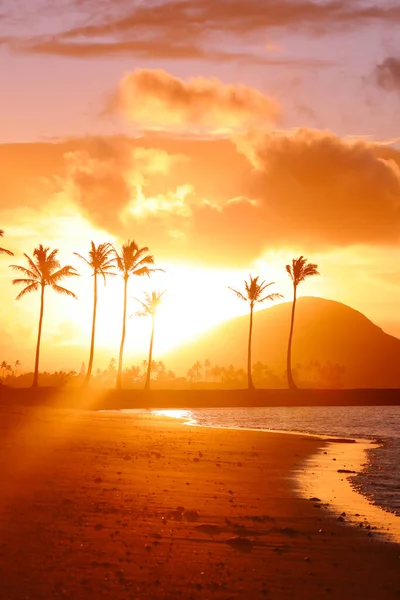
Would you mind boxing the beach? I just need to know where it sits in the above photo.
[0,406,399,599]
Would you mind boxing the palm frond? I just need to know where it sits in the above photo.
[50,265,79,283]
[15,282,40,300]
[257,281,275,295]
[23,254,42,278]
[51,284,78,299]
[134,297,151,315]
[258,292,284,304]
[0,247,13,256]
[73,252,91,267]
[9,264,39,279]
[134,266,162,277]
[289,256,320,285]
[12,278,37,286]
[228,287,248,303]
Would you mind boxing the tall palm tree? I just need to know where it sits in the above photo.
[10,245,78,387]
[113,241,160,389]
[74,242,115,385]
[0,230,13,256]
[135,290,166,390]
[229,275,282,390]
[286,256,319,390]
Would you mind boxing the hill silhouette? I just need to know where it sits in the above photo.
[165,297,400,388]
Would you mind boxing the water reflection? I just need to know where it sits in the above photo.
[152,409,193,421]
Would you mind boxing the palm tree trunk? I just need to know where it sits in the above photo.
[33,285,45,387]
[287,283,298,390]
[84,272,97,386]
[247,303,255,391]
[144,316,155,390]
[116,276,128,389]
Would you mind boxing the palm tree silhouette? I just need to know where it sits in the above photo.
[229,275,282,390]
[113,241,160,389]
[193,361,202,382]
[187,367,195,384]
[0,230,13,256]
[74,242,115,386]
[286,256,319,390]
[204,359,211,382]
[135,290,166,390]
[13,359,20,377]
[0,360,7,380]
[10,245,78,387]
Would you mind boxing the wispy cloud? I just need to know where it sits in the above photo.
[4,0,398,63]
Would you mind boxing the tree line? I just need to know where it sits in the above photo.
[0,229,319,391]
[1,359,345,389]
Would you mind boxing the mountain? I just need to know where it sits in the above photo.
[164,297,400,388]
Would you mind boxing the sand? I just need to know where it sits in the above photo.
[0,406,399,599]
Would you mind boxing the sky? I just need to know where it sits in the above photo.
[0,0,400,373]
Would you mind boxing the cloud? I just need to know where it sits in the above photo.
[3,37,333,68]
[108,69,280,133]
[4,0,399,62]
[235,128,400,247]
[1,130,400,267]
[41,0,400,39]
[373,57,400,91]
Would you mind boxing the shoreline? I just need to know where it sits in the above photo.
[296,439,400,544]
[0,406,399,599]
[150,409,400,543]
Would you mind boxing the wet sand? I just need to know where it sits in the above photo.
[0,406,399,599]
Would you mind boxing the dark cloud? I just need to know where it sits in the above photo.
[374,57,400,91]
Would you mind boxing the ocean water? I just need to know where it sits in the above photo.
[154,406,400,517]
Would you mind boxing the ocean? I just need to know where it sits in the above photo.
[152,406,400,517]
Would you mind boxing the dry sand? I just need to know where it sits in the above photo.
[0,406,399,599]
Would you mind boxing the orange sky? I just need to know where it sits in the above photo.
[1,0,400,373]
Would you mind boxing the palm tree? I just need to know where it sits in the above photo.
[0,230,13,256]
[193,361,202,382]
[113,241,160,389]
[74,242,115,385]
[286,256,319,390]
[229,275,282,390]
[187,367,195,384]
[10,245,78,387]
[204,359,211,382]
[135,290,166,390]
[0,361,7,380]
[13,359,20,377]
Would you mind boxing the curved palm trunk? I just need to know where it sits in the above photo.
[33,285,45,387]
[287,283,298,390]
[247,303,255,391]
[144,315,155,390]
[116,276,128,389]
[83,272,98,386]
